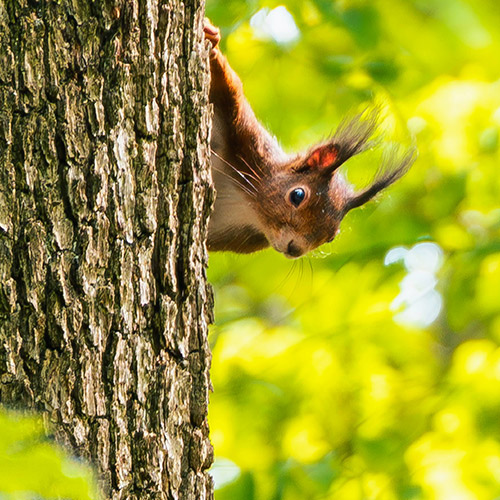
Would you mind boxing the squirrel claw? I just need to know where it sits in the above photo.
[204,19,221,48]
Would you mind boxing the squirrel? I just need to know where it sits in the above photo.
[204,20,416,258]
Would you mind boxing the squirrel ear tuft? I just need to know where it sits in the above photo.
[306,144,339,171]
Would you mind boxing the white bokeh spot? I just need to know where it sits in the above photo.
[386,242,444,328]
[210,457,241,490]
[250,6,300,45]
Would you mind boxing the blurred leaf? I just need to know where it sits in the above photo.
[341,6,381,49]
[0,410,100,500]
[215,471,256,500]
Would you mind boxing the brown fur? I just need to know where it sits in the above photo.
[204,21,416,258]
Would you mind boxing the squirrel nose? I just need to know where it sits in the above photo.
[286,240,303,258]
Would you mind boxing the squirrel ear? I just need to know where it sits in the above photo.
[306,144,339,172]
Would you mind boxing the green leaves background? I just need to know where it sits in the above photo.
[207,1,500,499]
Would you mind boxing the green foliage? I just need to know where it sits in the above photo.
[206,0,500,499]
[0,410,99,500]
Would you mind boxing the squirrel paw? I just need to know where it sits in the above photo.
[204,19,221,48]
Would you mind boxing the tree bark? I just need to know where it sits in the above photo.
[0,1,214,499]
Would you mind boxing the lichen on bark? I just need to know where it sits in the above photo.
[0,1,214,499]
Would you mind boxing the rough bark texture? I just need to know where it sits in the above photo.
[0,1,214,499]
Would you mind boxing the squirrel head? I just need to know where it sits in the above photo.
[249,111,416,258]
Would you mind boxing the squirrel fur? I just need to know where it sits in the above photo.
[204,21,416,258]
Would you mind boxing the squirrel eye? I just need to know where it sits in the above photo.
[289,187,306,207]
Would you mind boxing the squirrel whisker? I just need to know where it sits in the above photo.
[211,149,259,193]
[236,154,263,182]
[211,164,256,198]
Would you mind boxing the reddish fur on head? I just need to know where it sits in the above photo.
[306,144,338,169]
[242,110,416,258]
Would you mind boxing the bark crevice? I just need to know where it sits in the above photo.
[0,1,214,499]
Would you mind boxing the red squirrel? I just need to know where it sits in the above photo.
[204,21,416,258]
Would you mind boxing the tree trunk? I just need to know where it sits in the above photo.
[0,1,214,499]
